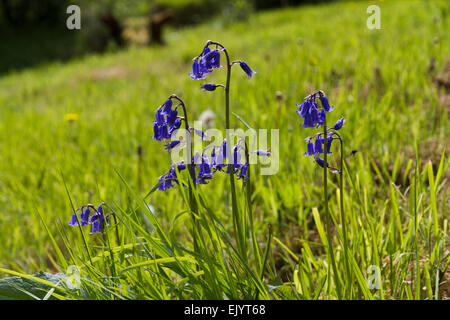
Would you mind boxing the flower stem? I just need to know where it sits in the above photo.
[171,94,199,250]
[323,115,342,298]
[337,134,351,297]
[220,44,245,261]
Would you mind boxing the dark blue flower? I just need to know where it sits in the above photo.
[155,108,166,126]
[201,83,219,91]
[211,148,226,172]
[164,140,181,150]
[256,150,271,156]
[304,140,316,156]
[239,61,256,78]
[314,138,324,154]
[326,136,333,154]
[152,122,161,140]
[90,205,109,234]
[314,157,329,168]
[238,163,248,182]
[227,146,242,174]
[302,104,319,128]
[197,154,213,184]
[201,49,221,72]
[319,95,334,113]
[333,118,345,130]
[190,60,206,80]
[222,140,227,159]
[160,125,170,140]
[157,163,186,191]
[296,99,312,117]
[68,207,90,226]
[162,99,173,114]
[166,108,178,127]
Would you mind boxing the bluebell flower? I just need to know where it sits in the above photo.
[190,60,206,80]
[211,148,226,172]
[166,108,178,127]
[319,95,334,113]
[157,163,186,191]
[239,61,256,78]
[152,122,161,140]
[227,146,242,174]
[197,154,213,184]
[302,104,319,128]
[169,119,182,135]
[201,49,221,72]
[160,125,170,140]
[333,118,345,130]
[304,139,316,156]
[314,157,329,168]
[237,163,248,182]
[90,205,109,234]
[326,136,334,154]
[68,207,90,226]
[317,110,326,125]
[297,92,334,128]
[164,140,181,150]
[162,99,173,114]
[191,128,207,140]
[314,137,324,154]
[201,83,219,91]
[190,47,221,80]
[155,108,166,126]
[256,150,271,156]
[222,140,227,159]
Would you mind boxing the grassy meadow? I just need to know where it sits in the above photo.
[0,0,448,300]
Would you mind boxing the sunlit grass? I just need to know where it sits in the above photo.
[0,0,448,299]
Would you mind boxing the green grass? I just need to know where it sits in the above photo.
[0,0,448,299]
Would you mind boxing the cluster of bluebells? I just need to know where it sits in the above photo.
[156,41,262,192]
[152,98,182,142]
[68,204,111,234]
[157,139,271,191]
[296,91,345,169]
[190,41,256,90]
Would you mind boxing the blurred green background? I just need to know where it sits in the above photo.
[0,0,448,299]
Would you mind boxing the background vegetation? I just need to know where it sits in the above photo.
[0,0,448,299]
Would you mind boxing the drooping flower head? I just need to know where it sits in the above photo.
[296,90,334,129]
[68,207,90,227]
[239,61,257,78]
[152,97,181,141]
[190,46,222,80]
[90,205,109,234]
[333,117,345,130]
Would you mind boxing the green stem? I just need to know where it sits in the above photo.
[338,135,351,297]
[323,115,341,299]
[171,95,199,251]
[220,46,245,260]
